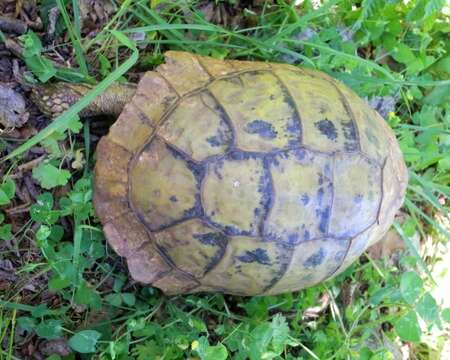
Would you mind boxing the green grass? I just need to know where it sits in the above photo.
[0,0,449,359]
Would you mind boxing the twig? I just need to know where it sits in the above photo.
[5,203,30,215]
[0,16,28,34]
[1,36,24,58]
[9,154,46,178]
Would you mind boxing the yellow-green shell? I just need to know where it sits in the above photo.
[93,51,408,296]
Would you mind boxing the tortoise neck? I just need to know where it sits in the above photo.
[92,83,137,117]
[32,82,137,118]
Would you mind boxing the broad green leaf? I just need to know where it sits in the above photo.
[0,179,15,205]
[20,31,43,55]
[416,293,439,324]
[105,293,122,307]
[74,281,102,310]
[36,225,51,242]
[25,55,56,82]
[425,0,446,17]
[1,178,15,199]
[422,84,450,105]
[49,275,72,290]
[195,337,228,360]
[392,43,415,65]
[441,308,450,323]
[121,293,136,306]
[32,163,71,189]
[0,224,12,240]
[30,193,60,224]
[400,271,423,304]
[31,304,52,317]
[271,314,290,354]
[393,310,421,342]
[17,317,37,332]
[69,330,101,353]
[0,190,10,205]
[36,319,63,339]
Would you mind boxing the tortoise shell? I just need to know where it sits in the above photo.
[93,51,408,296]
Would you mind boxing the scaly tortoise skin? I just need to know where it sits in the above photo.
[93,51,408,296]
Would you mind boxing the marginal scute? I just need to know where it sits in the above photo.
[132,72,178,127]
[273,66,359,152]
[265,237,349,294]
[157,51,211,96]
[108,103,155,153]
[265,149,333,244]
[127,242,172,283]
[158,91,233,162]
[102,212,150,257]
[334,226,376,275]
[199,236,292,295]
[93,137,131,223]
[369,150,408,246]
[152,270,200,295]
[228,58,271,72]
[208,71,300,152]
[129,138,200,231]
[196,54,236,77]
[202,156,266,236]
[335,84,389,160]
[329,153,382,238]
[154,219,227,278]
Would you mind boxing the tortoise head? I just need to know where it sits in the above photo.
[32,82,137,118]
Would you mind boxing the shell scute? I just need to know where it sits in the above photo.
[157,51,211,95]
[154,219,227,278]
[158,91,233,162]
[208,71,301,152]
[264,149,333,244]
[334,83,391,160]
[202,155,268,236]
[199,236,292,295]
[93,138,131,223]
[196,54,236,77]
[129,138,201,231]
[102,212,150,257]
[108,102,155,153]
[272,67,360,153]
[132,72,178,126]
[329,153,382,238]
[126,242,172,283]
[152,270,200,295]
[265,237,349,294]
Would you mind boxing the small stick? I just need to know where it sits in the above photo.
[0,16,28,34]
[9,155,46,179]
[1,36,24,58]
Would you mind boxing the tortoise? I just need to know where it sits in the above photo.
[34,51,408,296]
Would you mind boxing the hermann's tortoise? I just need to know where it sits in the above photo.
[34,52,408,296]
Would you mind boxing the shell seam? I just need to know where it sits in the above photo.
[268,66,304,145]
